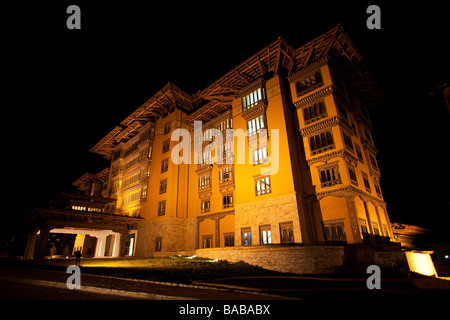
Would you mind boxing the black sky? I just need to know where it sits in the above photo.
[3,1,449,244]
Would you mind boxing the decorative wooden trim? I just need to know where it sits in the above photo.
[294,85,334,109]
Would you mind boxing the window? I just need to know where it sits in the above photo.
[224,233,235,247]
[309,131,334,155]
[162,139,170,153]
[201,199,210,213]
[296,71,323,97]
[348,164,358,186]
[280,222,295,244]
[202,235,213,248]
[303,101,327,124]
[157,201,166,216]
[255,176,271,196]
[342,132,354,151]
[355,144,364,163]
[222,194,233,209]
[159,179,167,194]
[372,222,380,236]
[241,228,252,246]
[161,158,169,173]
[259,225,272,245]
[253,146,268,165]
[122,191,140,205]
[247,115,266,136]
[363,129,373,145]
[155,237,162,252]
[359,219,369,234]
[141,185,148,200]
[164,122,171,135]
[198,174,211,190]
[361,172,371,192]
[369,154,378,171]
[374,181,382,197]
[323,219,346,243]
[219,166,233,183]
[219,141,234,158]
[242,87,265,112]
[216,118,233,132]
[318,164,341,188]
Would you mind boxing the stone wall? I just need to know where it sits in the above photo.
[234,192,303,245]
[195,245,345,274]
[135,218,187,257]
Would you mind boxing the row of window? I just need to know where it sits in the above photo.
[308,129,378,172]
[318,163,382,197]
[240,221,294,247]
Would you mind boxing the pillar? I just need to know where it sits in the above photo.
[35,225,51,259]
[95,234,106,257]
[112,232,121,257]
[23,229,39,260]
[345,196,362,244]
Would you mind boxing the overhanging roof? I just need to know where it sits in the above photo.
[90,24,384,158]
[89,82,193,158]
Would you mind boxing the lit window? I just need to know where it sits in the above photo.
[242,88,266,112]
[247,115,266,136]
[241,228,252,246]
[198,174,211,190]
[259,225,272,245]
[219,166,233,183]
[255,176,271,196]
[253,146,268,165]
[201,199,210,213]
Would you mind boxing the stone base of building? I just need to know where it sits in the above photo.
[195,245,345,274]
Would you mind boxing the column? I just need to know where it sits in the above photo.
[214,217,221,248]
[345,196,362,244]
[95,234,106,257]
[23,229,39,260]
[35,225,51,259]
[112,233,121,257]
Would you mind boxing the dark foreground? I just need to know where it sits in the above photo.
[1,258,449,318]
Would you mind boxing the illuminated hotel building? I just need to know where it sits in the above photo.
[32,25,394,259]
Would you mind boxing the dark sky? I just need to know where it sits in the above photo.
[3,1,449,244]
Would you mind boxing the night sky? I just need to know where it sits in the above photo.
[3,1,449,246]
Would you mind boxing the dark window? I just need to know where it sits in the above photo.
[223,194,233,208]
[296,71,324,96]
[309,131,335,155]
[303,101,327,124]
[161,158,169,173]
[319,165,341,188]
[162,139,170,153]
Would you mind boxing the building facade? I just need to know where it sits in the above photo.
[85,25,393,257]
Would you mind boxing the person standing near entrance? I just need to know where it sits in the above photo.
[74,250,82,266]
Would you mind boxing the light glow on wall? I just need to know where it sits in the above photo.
[405,251,437,277]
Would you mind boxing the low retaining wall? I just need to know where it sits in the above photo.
[195,245,345,274]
